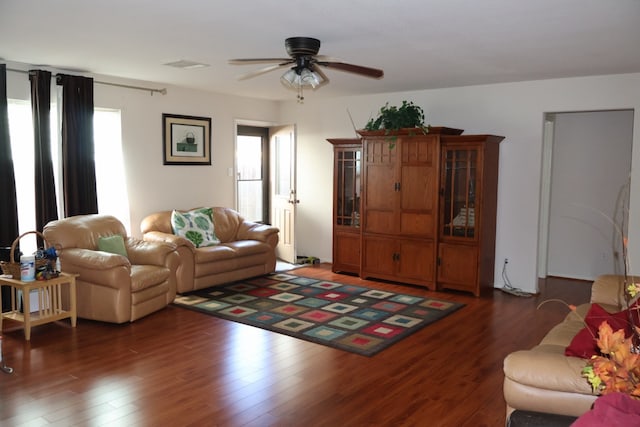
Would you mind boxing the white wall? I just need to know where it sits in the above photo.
[7,65,640,294]
[281,73,640,293]
[6,67,280,237]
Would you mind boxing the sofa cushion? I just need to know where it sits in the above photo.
[540,317,585,348]
[98,235,128,257]
[211,207,243,243]
[130,265,170,292]
[195,245,237,263]
[194,241,270,264]
[565,302,638,358]
[44,214,127,250]
[224,240,271,256]
[171,208,220,248]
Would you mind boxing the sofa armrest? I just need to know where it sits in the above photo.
[143,231,195,250]
[126,238,177,266]
[503,348,594,395]
[237,222,279,248]
[590,274,636,309]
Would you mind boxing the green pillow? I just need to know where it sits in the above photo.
[171,207,220,248]
[98,235,128,257]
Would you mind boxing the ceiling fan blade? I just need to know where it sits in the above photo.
[236,62,292,80]
[316,61,384,79]
[229,58,292,65]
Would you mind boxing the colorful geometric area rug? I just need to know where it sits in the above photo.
[173,273,465,357]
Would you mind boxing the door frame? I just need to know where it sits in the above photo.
[537,109,634,284]
[234,120,297,263]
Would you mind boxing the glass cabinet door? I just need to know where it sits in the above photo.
[336,149,361,227]
[441,147,477,238]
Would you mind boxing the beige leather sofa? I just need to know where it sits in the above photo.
[43,214,179,324]
[503,274,631,418]
[141,207,279,293]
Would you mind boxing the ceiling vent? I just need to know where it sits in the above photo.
[163,60,209,70]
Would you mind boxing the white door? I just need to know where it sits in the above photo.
[270,125,297,264]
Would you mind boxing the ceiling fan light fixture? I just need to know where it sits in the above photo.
[280,68,299,88]
[280,67,324,89]
[300,68,324,88]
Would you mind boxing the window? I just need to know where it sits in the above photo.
[7,100,129,253]
[93,108,130,231]
[8,100,37,243]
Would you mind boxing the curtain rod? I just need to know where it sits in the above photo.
[7,67,167,96]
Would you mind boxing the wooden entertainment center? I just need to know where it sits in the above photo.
[328,129,504,296]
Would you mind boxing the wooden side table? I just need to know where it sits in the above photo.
[0,272,77,340]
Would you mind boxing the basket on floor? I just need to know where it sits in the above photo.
[0,231,50,279]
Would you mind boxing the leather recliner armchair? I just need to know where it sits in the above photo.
[43,214,179,323]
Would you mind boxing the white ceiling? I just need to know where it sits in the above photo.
[2,0,640,101]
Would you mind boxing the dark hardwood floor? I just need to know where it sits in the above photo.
[1,265,591,427]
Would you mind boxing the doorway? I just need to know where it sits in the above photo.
[235,123,298,264]
[236,125,269,223]
[538,109,634,282]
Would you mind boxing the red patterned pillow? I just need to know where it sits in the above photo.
[565,303,637,358]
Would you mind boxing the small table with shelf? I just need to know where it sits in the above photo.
[0,272,77,340]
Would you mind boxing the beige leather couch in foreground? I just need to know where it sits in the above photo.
[43,214,179,323]
[141,207,279,294]
[503,274,633,418]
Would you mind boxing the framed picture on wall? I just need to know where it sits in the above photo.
[162,113,212,165]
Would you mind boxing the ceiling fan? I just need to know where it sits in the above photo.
[229,37,384,102]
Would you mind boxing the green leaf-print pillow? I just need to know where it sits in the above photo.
[170,208,220,248]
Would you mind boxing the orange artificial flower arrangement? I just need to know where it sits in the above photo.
[582,321,640,398]
[581,235,640,399]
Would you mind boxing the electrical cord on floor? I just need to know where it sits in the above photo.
[500,260,534,298]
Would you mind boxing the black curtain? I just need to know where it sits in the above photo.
[0,64,19,311]
[56,74,98,216]
[30,70,58,236]
[0,64,19,248]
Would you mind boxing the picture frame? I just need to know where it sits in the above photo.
[162,113,212,165]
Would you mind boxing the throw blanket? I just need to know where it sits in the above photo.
[571,392,640,426]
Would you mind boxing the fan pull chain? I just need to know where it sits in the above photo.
[297,85,304,103]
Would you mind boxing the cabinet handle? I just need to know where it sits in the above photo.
[394,182,401,192]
